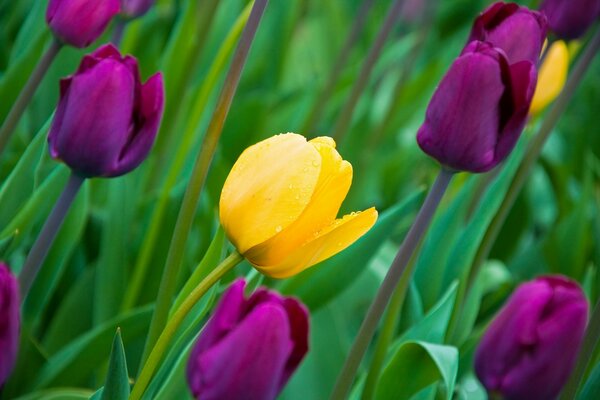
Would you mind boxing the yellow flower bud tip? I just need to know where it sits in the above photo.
[220,133,378,279]
[530,40,569,116]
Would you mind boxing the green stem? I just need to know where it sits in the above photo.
[129,251,243,400]
[560,298,600,399]
[139,0,269,368]
[331,168,454,400]
[121,2,253,312]
[331,0,405,144]
[300,0,375,134]
[466,27,600,294]
[0,39,62,155]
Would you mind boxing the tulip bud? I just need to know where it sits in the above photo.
[468,2,548,64]
[48,44,164,178]
[0,263,20,387]
[540,0,600,40]
[475,275,588,400]
[46,0,120,48]
[530,40,569,115]
[416,41,537,173]
[121,0,154,18]
[186,279,309,400]
[219,133,378,278]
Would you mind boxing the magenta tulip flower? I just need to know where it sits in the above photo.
[540,0,600,40]
[48,44,164,178]
[121,0,154,18]
[46,0,120,48]
[0,263,20,387]
[416,41,537,173]
[475,275,588,400]
[186,279,309,400]
[468,2,547,64]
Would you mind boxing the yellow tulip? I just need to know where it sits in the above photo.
[530,40,569,116]
[220,133,378,278]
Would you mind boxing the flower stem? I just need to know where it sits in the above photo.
[301,0,375,135]
[129,251,243,400]
[466,27,600,294]
[560,298,600,399]
[139,0,269,368]
[330,168,454,400]
[111,18,127,46]
[0,39,62,155]
[18,172,84,300]
[331,0,405,144]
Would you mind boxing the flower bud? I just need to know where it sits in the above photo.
[186,279,309,400]
[121,0,154,18]
[540,0,600,40]
[219,133,378,278]
[475,275,588,400]
[530,40,569,115]
[0,263,20,387]
[46,0,120,48]
[416,41,537,173]
[48,44,164,178]
[468,2,547,64]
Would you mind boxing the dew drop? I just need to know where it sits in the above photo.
[275,225,283,233]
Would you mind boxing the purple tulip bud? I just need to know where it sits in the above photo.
[121,0,154,18]
[48,44,164,178]
[46,0,120,48]
[0,263,20,387]
[416,41,537,173]
[540,0,600,40]
[186,279,309,400]
[475,275,588,400]
[468,2,547,64]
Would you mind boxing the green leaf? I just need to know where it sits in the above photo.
[375,341,459,400]
[279,189,425,310]
[100,329,130,400]
[578,359,600,400]
[12,388,94,400]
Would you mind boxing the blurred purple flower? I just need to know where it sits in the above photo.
[121,0,154,18]
[48,44,164,178]
[468,2,547,64]
[540,0,600,40]
[475,275,588,400]
[46,0,120,48]
[417,41,537,173]
[186,279,309,400]
[0,263,20,387]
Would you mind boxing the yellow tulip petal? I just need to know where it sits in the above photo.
[530,41,569,115]
[254,207,378,279]
[244,137,352,266]
[219,133,321,253]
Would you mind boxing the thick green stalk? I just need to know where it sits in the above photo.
[139,0,269,367]
[129,251,243,400]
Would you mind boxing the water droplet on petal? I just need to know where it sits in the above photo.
[275,225,283,233]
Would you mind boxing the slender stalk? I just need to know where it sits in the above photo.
[18,173,84,299]
[560,298,600,399]
[139,0,269,368]
[121,2,252,311]
[301,0,375,134]
[331,168,454,400]
[0,39,62,154]
[111,19,127,46]
[466,28,600,293]
[130,251,243,400]
[331,0,405,144]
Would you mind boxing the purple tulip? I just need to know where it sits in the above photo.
[475,275,588,400]
[46,0,120,48]
[416,41,537,173]
[540,0,600,40]
[186,279,309,400]
[48,44,164,178]
[468,2,547,64]
[0,263,20,387]
[121,0,154,18]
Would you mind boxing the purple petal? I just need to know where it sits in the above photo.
[0,263,20,387]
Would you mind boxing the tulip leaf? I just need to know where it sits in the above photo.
[33,305,152,389]
[11,388,94,400]
[375,341,459,400]
[279,189,425,310]
[99,329,130,400]
[578,359,600,400]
